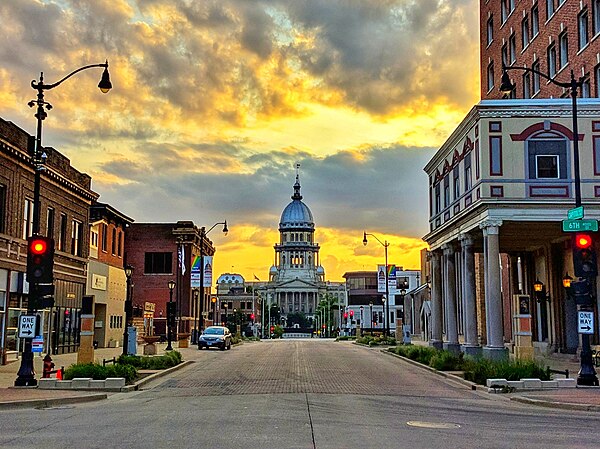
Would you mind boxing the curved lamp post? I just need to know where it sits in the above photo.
[194,221,228,343]
[15,62,112,387]
[501,66,598,386]
[123,265,134,356]
[166,280,176,351]
[363,231,390,337]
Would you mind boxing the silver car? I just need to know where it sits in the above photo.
[198,326,232,350]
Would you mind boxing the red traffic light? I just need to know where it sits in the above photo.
[250,313,255,320]
[575,234,593,249]
[270,326,274,332]
[343,312,348,318]
[322,324,326,328]
[30,239,48,254]
[349,310,354,317]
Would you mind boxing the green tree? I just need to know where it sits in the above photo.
[315,293,339,337]
[273,324,284,338]
[286,312,310,328]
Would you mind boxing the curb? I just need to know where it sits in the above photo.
[510,395,600,412]
[122,359,194,392]
[381,349,481,390]
[0,393,107,411]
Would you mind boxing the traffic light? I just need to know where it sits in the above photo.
[250,313,255,322]
[26,236,54,284]
[573,233,598,278]
[571,279,594,306]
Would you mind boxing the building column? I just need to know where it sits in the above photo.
[442,243,460,354]
[480,219,508,360]
[429,249,443,349]
[459,233,481,356]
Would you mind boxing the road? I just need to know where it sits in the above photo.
[1,339,600,449]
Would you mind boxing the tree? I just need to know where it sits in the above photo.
[273,324,284,339]
[286,312,310,328]
[315,293,339,337]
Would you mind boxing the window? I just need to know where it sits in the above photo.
[58,213,67,251]
[90,230,98,248]
[46,207,54,239]
[0,185,6,234]
[443,175,450,208]
[501,43,508,67]
[522,16,530,49]
[579,9,589,49]
[523,72,531,99]
[532,4,539,37]
[536,155,559,178]
[547,43,557,78]
[71,219,83,256]
[527,138,568,179]
[559,33,568,68]
[490,136,503,176]
[434,183,441,214]
[501,0,509,22]
[22,199,33,240]
[546,0,555,19]
[594,136,600,174]
[487,16,494,46]
[453,167,460,200]
[100,223,108,251]
[509,33,516,64]
[118,231,123,257]
[532,60,541,95]
[144,252,173,274]
[487,62,494,92]
[464,153,472,191]
[582,77,591,98]
[594,0,600,35]
[111,227,117,255]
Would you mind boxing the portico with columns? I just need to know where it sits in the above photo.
[424,99,600,359]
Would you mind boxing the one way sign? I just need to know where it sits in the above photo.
[578,311,594,335]
[18,315,37,339]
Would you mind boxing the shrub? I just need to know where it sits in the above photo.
[117,351,182,370]
[429,351,463,371]
[462,359,550,385]
[335,336,355,341]
[63,362,137,384]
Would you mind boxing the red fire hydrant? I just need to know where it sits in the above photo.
[42,354,54,378]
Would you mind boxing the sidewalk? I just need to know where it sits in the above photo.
[407,337,600,411]
[0,342,197,409]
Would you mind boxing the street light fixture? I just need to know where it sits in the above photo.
[501,66,598,386]
[166,280,176,351]
[123,265,134,356]
[363,231,390,337]
[211,296,217,325]
[195,221,228,343]
[15,61,112,387]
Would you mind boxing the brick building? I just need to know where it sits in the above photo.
[0,118,97,363]
[482,0,600,100]
[124,221,216,339]
[87,202,134,348]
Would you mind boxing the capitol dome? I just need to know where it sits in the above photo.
[279,175,314,230]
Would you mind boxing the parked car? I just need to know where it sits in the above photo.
[198,326,232,350]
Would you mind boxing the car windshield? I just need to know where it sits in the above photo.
[204,328,224,335]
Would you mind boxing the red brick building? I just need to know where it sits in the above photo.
[481,0,600,99]
[124,221,216,339]
[0,118,98,362]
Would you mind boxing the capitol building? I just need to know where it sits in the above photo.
[263,168,345,328]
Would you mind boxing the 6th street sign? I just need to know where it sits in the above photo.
[562,219,599,232]
[578,311,594,334]
[18,315,36,338]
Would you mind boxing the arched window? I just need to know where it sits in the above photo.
[526,130,569,180]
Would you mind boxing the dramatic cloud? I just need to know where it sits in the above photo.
[0,0,479,279]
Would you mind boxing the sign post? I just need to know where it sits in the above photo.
[578,311,594,334]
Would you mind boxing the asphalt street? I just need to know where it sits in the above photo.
[1,339,600,449]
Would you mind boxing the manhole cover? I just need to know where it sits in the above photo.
[406,421,461,429]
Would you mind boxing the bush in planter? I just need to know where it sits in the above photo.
[117,351,182,370]
[462,359,550,385]
[64,363,137,384]
[429,351,463,371]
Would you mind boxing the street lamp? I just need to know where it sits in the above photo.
[369,302,373,336]
[15,61,112,387]
[359,306,364,337]
[363,231,390,337]
[192,288,199,343]
[195,221,228,343]
[123,265,134,356]
[211,296,217,325]
[167,280,176,351]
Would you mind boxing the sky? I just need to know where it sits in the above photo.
[0,0,480,282]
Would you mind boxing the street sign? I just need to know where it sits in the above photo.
[18,315,36,338]
[562,219,598,232]
[568,206,585,220]
[578,311,594,334]
[32,336,44,353]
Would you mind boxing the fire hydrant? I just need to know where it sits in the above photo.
[42,354,54,378]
